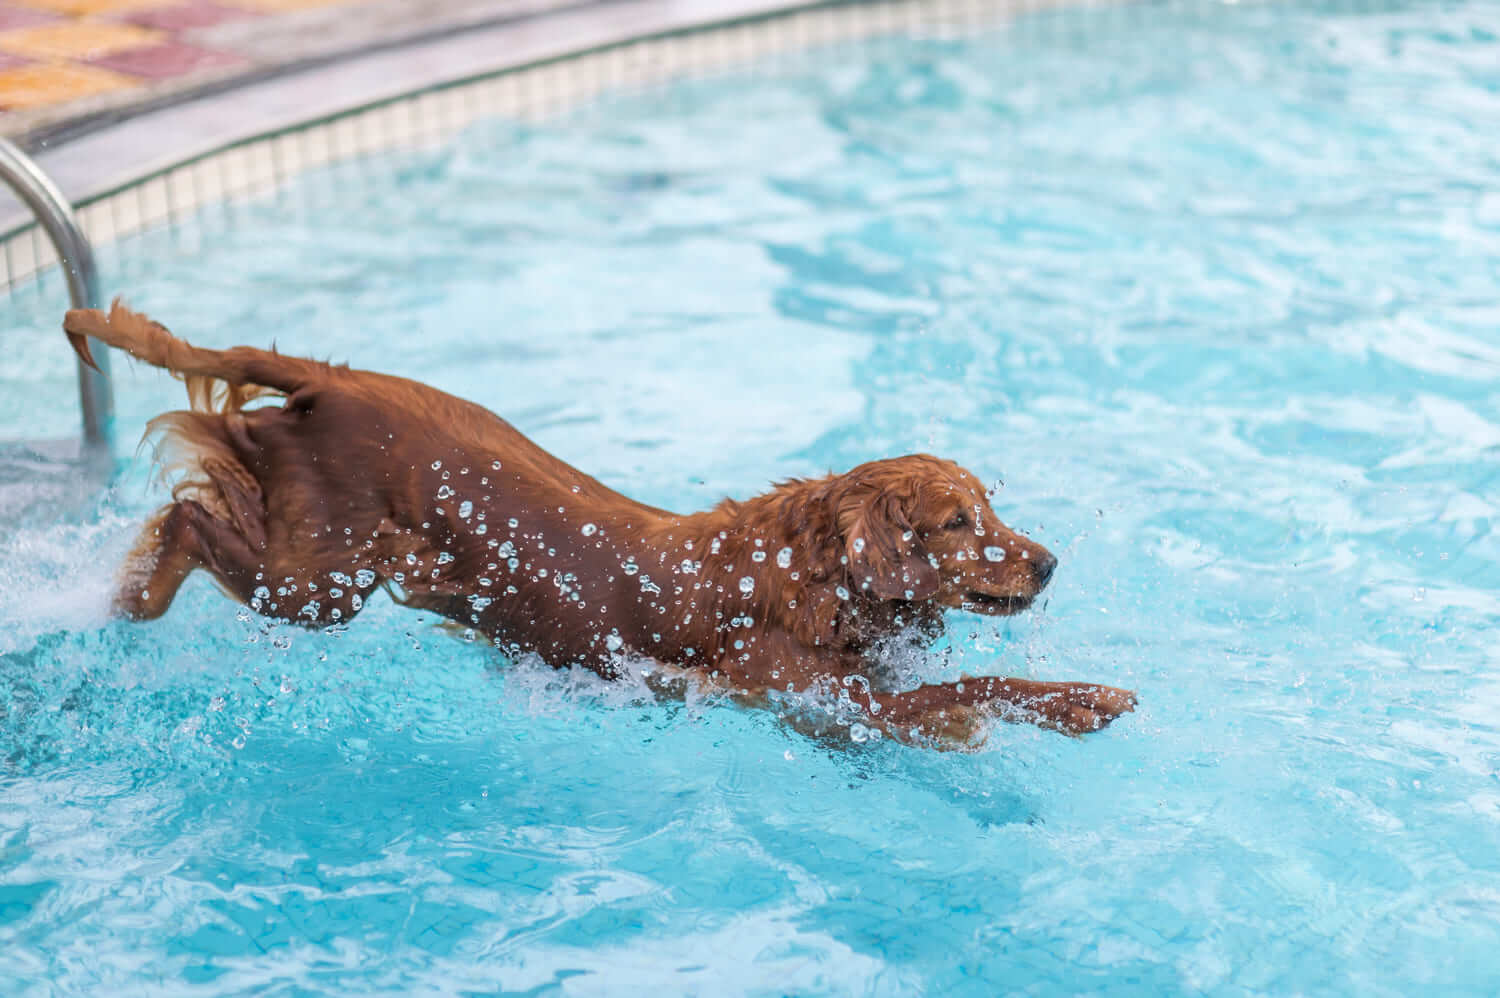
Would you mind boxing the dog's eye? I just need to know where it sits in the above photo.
[943,513,969,531]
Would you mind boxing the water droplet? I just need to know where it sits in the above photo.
[581,522,597,536]
[436,484,454,500]
[776,547,792,568]
[431,460,442,470]
[984,546,1006,562]
[835,585,850,600]
[437,551,455,565]
[751,550,766,562]
[605,633,623,652]
[739,576,755,595]
[354,569,375,587]
[623,559,639,576]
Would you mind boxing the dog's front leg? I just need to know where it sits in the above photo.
[711,635,1134,746]
[869,677,1136,741]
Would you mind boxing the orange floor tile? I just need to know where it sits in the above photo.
[0,20,163,60]
[11,0,173,16]
[0,58,134,107]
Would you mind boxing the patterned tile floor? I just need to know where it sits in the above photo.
[0,0,354,116]
[0,0,572,140]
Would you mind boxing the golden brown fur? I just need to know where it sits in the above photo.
[65,301,1135,745]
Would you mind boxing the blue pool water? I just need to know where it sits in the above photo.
[5,0,1500,992]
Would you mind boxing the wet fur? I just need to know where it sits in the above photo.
[66,302,1135,745]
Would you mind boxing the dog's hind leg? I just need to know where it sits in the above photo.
[117,498,383,627]
[116,499,263,620]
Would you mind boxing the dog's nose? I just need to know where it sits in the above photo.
[1033,550,1058,587]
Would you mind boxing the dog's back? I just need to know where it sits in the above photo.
[66,303,435,623]
[63,302,650,635]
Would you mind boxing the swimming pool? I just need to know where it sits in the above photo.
[4,0,1500,991]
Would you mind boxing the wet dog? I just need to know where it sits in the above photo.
[65,302,1135,746]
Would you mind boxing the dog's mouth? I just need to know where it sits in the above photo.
[959,591,1033,615]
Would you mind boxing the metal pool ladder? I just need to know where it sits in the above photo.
[0,135,112,449]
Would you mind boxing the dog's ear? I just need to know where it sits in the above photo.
[839,491,940,601]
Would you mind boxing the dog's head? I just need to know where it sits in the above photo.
[834,454,1056,615]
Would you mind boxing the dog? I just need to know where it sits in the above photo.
[64,302,1135,746]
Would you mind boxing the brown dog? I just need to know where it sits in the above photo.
[64,302,1134,746]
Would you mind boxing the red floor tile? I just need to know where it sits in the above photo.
[87,39,245,79]
[0,4,62,31]
[121,0,258,31]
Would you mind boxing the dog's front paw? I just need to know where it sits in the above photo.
[1029,682,1136,735]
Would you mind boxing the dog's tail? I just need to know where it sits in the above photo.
[63,299,331,414]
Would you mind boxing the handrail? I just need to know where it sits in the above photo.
[0,137,112,450]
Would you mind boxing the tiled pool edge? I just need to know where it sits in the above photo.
[0,0,1095,295]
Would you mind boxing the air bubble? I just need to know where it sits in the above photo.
[984,546,1006,562]
[739,576,755,595]
[776,547,792,568]
[581,523,597,536]
[458,500,474,519]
